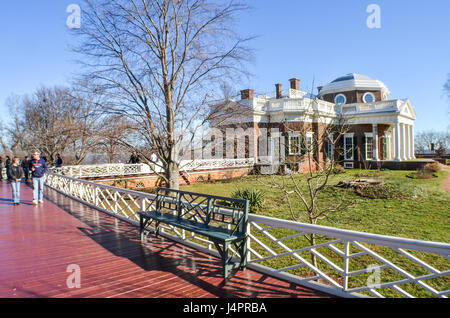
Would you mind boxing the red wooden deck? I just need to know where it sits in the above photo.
[0,180,332,298]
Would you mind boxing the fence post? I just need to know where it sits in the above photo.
[246,222,251,263]
[93,186,98,206]
[140,196,145,212]
[343,241,350,291]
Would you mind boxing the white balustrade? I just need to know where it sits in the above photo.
[49,159,256,179]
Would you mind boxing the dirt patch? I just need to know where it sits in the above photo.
[441,166,450,193]
[336,179,384,190]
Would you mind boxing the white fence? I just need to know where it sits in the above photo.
[51,163,150,178]
[44,172,450,298]
[51,158,256,179]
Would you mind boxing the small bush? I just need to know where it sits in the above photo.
[354,182,423,199]
[230,187,265,213]
[416,171,434,179]
[332,164,346,175]
[424,162,441,173]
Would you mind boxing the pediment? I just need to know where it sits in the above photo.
[399,100,416,119]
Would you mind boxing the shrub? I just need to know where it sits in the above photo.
[416,171,434,179]
[424,162,441,173]
[230,187,265,213]
[354,182,424,199]
[332,164,346,175]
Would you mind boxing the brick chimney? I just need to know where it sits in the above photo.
[275,84,282,99]
[240,89,254,100]
[289,78,300,91]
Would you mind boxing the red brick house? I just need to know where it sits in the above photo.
[218,73,417,171]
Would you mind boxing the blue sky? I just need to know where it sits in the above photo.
[0,0,449,132]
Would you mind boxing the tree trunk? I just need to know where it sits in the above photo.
[309,233,318,269]
[166,161,179,190]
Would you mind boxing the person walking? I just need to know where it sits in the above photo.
[29,151,48,205]
[5,156,11,180]
[7,157,23,205]
[22,156,30,182]
[0,157,3,181]
[54,154,63,168]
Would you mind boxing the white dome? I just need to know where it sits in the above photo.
[319,73,389,96]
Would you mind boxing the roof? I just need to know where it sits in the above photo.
[319,73,390,96]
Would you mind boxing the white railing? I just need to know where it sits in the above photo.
[255,96,401,117]
[336,100,400,115]
[44,172,450,298]
[180,158,255,172]
[51,158,256,179]
[51,163,150,178]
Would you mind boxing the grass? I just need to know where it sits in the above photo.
[179,169,450,243]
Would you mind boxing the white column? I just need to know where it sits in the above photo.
[372,124,379,161]
[394,123,401,161]
[405,124,410,160]
[411,125,415,159]
[407,125,412,159]
[401,123,407,160]
[390,127,395,160]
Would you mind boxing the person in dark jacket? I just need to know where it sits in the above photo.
[7,157,23,205]
[29,151,48,205]
[0,157,3,181]
[54,154,63,168]
[5,156,11,180]
[21,156,30,182]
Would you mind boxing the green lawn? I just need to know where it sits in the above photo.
[180,169,450,243]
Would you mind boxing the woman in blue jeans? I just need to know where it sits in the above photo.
[7,157,23,205]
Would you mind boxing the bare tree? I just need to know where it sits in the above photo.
[415,130,449,154]
[2,85,103,165]
[0,94,28,156]
[65,86,106,165]
[72,0,252,189]
[96,115,134,163]
[20,86,85,162]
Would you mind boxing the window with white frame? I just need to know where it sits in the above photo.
[363,92,375,103]
[326,134,334,160]
[305,132,314,153]
[335,94,347,105]
[365,133,374,160]
[344,134,354,160]
[288,133,301,155]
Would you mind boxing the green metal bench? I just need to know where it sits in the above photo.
[138,187,249,279]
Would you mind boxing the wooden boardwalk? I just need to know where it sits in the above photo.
[0,180,332,298]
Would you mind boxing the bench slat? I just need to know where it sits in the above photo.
[139,211,246,242]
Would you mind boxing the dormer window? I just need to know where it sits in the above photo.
[334,94,347,105]
[363,92,375,103]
